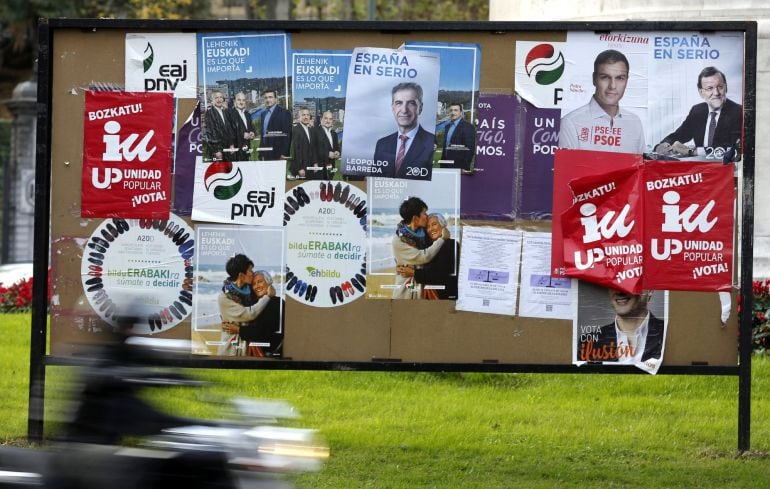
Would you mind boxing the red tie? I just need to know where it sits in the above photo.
[395,134,409,172]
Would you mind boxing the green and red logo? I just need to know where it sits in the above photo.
[525,44,565,86]
[204,161,243,200]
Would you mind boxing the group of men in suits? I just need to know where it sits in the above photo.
[203,88,342,179]
[204,89,260,162]
[289,107,341,180]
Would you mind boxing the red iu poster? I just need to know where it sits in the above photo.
[642,161,734,291]
[561,166,644,294]
[82,91,174,218]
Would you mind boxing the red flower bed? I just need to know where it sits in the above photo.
[0,277,33,313]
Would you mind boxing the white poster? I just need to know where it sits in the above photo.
[285,181,367,307]
[192,225,285,357]
[455,227,522,316]
[341,47,440,180]
[191,158,285,226]
[366,169,460,300]
[80,214,194,334]
[514,41,568,109]
[518,232,576,319]
[125,33,197,98]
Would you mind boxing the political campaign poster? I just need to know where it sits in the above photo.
[573,280,669,375]
[643,161,734,291]
[172,102,202,216]
[518,232,576,320]
[191,157,285,227]
[366,169,460,299]
[403,42,480,172]
[647,31,744,160]
[80,213,193,334]
[284,181,366,307]
[82,91,174,219]
[519,99,560,220]
[125,32,197,98]
[459,94,516,220]
[341,47,440,180]
[455,227,522,316]
[514,41,568,110]
[198,32,291,163]
[561,166,644,294]
[192,225,285,357]
[559,32,649,154]
[291,50,351,180]
[551,149,642,277]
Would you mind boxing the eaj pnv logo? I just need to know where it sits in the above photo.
[143,43,154,72]
[204,161,243,200]
[525,44,565,86]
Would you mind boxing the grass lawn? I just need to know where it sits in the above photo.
[2,312,770,487]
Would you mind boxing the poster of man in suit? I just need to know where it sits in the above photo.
[197,32,291,163]
[341,47,440,181]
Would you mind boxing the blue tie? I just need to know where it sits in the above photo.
[263,108,273,136]
[445,121,457,147]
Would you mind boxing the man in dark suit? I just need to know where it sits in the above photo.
[290,108,314,179]
[313,110,340,180]
[577,289,665,366]
[259,89,292,161]
[373,82,435,180]
[654,66,743,155]
[204,89,233,161]
[226,91,256,161]
[440,103,476,172]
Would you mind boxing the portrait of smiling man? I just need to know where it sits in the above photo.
[558,49,646,154]
[373,82,435,180]
[654,66,743,155]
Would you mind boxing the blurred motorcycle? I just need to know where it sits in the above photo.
[0,336,328,488]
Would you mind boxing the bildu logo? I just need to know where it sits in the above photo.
[651,190,718,261]
[524,44,565,86]
[580,202,634,244]
[143,42,154,73]
[102,120,157,162]
[573,202,634,271]
[204,162,243,200]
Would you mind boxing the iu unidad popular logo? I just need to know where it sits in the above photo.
[525,43,565,86]
[204,161,276,220]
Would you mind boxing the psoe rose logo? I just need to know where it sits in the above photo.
[525,44,565,86]
[204,161,243,200]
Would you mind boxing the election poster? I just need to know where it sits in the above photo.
[573,280,669,375]
[81,91,174,219]
[514,41,568,110]
[341,47,440,180]
[561,166,644,294]
[455,227,522,316]
[191,157,286,227]
[192,225,285,357]
[197,32,291,163]
[460,94,517,220]
[172,102,202,216]
[284,181,367,307]
[559,32,649,154]
[80,213,193,334]
[403,42,480,172]
[647,31,744,160]
[125,32,197,98]
[642,161,734,291]
[518,232,576,320]
[519,99,560,220]
[551,149,642,277]
[366,169,460,299]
